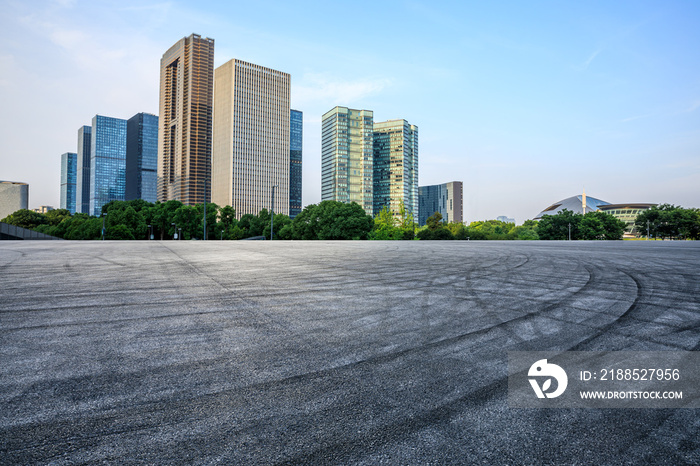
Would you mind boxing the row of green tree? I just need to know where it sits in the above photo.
[4,201,695,241]
[0,200,375,241]
[634,204,700,240]
[535,209,627,240]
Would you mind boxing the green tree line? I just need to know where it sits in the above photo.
[410,212,539,240]
[0,200,374,241]
[634,204,700,240]
[4,201,696,241]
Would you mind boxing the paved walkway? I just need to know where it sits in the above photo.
[1,241,699,464]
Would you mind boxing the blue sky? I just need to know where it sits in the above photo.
[2,0,698,222]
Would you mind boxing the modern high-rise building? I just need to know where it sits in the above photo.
[126,113,159,203]
[89,115,127,216]
[0,181,29,220]
[60,152,77,214]
[76,125,91,214]
[372,119,418,219]
[157,33,215,205]
[211,58,290,217]
[290,109,303,218]
[418,181,463,226]
[321,107,374,213]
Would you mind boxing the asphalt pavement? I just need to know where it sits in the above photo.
[1,240,699,464]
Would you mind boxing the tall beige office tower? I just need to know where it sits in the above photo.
[157,33,214,205]
[212,59,290,217]
[373,119,418,218]
[321,107,374,213]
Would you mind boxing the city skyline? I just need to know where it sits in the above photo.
[1,1,698,223]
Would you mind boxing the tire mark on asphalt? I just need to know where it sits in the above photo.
[566,267,700,351]
[157,242,297,331]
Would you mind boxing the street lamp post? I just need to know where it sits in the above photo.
[200,180,208,241]
[220,230,224,241]
[568,223,571,241]
[101,213,108,241]
[148,224,153,240]
[271,184,278,240]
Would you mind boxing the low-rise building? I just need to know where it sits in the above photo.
[596,203,656,237]
[0,181,29,220]
[418,181,463,226]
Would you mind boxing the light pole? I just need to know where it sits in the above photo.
[647,220,650,240]
[101,212,108,241]
[568,223,571,241]
[178,227,182,240]
[410,207,415,240]
[270,184,278,240]
[200,180,208,241]
[148,224,153,240]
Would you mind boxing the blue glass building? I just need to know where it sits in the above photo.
[60,152,77,214]
[126,113,158,203]
[418,181,463,226]
[89,115,127,216]
[372,120,418,218]
[76,125,91,214]
[290,109,303,218]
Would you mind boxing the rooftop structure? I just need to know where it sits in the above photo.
[534,192,610,220]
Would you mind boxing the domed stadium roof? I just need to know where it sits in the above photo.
[534,194,610,220]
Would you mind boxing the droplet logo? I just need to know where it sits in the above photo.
[528,359,568,399]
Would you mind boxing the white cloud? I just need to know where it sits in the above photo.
[686,100,700,113]
[0,55,16,86]
[292,74,393,108]
[573,48,603,72]
[620,113,653,123]
[50,0,77,8]
[49,28,88,49]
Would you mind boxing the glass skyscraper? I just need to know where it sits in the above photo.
[211,58,290,217]
[321,107,374,213]
[158,33,215,205]
[126,113,158,203]
[60,152,77,214]
[373,120,418,219]
[76,125,91,214]
[290,109,303,219]
[418,181,463,226]
[89,115,127,216]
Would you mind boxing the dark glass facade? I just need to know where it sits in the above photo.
[90,115,127,216]
[60,152,77,214]
[418,181,463,226]
[289,109,303,218]
[321,107,374,213]
[126,113,158,203]
[372,120,418,218]
[76,125,91,214]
